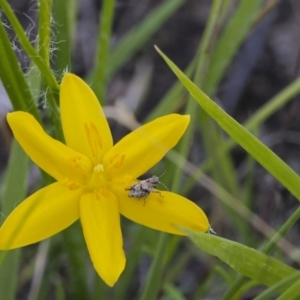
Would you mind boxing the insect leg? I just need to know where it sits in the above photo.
[152,190,163,197]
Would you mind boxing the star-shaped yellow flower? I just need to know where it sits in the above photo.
[0,74,209,286]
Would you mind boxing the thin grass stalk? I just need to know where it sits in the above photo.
[38,0,52,64]
[92,0,116,102]
[0,0,58,91]
[140,2,224,299]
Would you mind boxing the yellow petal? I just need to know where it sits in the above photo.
[80,190,125,286]
[111,185,209,235]
[60,74,113,165]
[103,114,190,179]
[7,112,92,186]
[0,182,82,249]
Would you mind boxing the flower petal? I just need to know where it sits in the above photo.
[0,182,82,249]
[111,185,209,235]
[80,190,125,287]
[103,114,190,179]
[60,74,113,165]
[7,112,92,186]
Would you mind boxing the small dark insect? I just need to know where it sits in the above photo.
[125,172,168,204]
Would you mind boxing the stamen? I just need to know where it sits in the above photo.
[85,123,103,159]
[109,152,125,169]
[67,155,92,177]
[61,177,81,190]
[94,188,110,200]
[100,188,110,198]
[94,164,104,172]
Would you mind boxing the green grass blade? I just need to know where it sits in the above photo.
[38,0,52,64]
[156,47,300,201]
[91,0,116,102]
[0,20,40,120]
[277,277,300,300]
[163,283,186,300]
[146,0,264,123]
[144,58,196,122]
[63,223,91,299]
[140,233,172,300]
[204,0,262,94]
[253,272,300,300]
[52,0,77,73]
[0,0,59,92]
[182,77,300,194]
[108,0,184,77]
[36,0,65,139]
[0,140,30,300]
[244,77,300,130]
[114,226,146,300]
[0,0,64,139]
[184,230,297,291]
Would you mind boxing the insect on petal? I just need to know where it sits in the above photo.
[112,185,210,235]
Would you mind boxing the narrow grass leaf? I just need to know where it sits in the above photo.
[0,0,64,139]
[144,58,195,122]
[38,0,52,64]
[63,223,90,299]
[253,272,300,300]
[0,0,65,139]
[0,140,29,300]
[146,0,261,121]
[277,277,300,300]
[115,226,146,300]
[140,233,172,300]
[244,77,300,130]
[108,0,184,77]
[0,20,40,120]
[156,47,300,201]
[204,0,262,94]
[91,0,116,102]
[0,0,59,92]
[163,282,187,300]
[182,77,300,194]
[52,0,77,73]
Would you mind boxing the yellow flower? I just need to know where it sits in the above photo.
[0,74,209,286]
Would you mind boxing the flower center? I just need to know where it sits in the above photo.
[87,163,110,191]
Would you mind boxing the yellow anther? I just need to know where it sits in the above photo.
[85,122,103,159]
[94,164,104,172]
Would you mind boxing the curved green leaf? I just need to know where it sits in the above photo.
[184,229,297,291]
